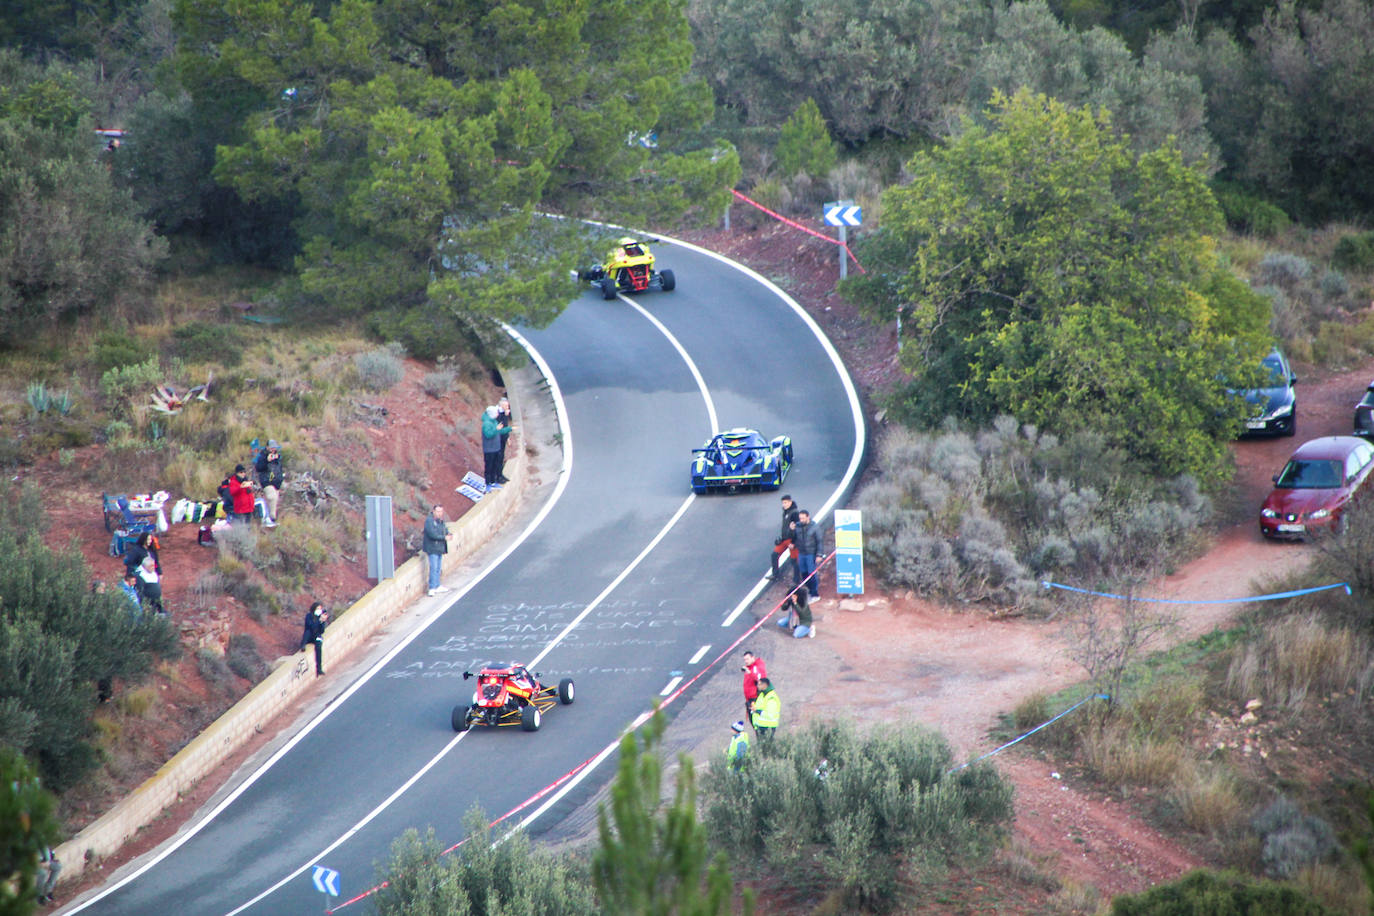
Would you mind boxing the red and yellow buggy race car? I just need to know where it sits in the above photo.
[452,663,575,732]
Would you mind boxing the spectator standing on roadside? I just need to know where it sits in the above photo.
[423,505,450,597]
[227,464,256,524]
[495,396,512,485]
[726,720,750,772]
[299,601,329,676]
[777,587,814,638]
[793,509,822,600]
[254,439,284,528]
[740,649,767,723]
[770,494,801,583]
[481,406,514,490]
[750,677,781,745]
[35,846,60,905]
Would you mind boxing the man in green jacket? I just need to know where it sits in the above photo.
[726,720,750,771]
[750,678,781,745]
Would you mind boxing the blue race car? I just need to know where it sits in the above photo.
[691,428,793,494]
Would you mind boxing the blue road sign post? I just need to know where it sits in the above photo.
[823,201,862,281]
[312,865,341,910]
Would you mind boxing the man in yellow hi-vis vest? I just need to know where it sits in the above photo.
[750,677,781,745]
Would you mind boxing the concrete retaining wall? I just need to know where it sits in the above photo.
[56,390,528,883]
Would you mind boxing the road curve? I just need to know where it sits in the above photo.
[65,234,864,916]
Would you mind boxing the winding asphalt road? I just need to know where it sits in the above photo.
[66,235,864,915]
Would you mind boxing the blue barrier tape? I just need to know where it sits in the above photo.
[949,693,1110,773]
[1040,580,1352,604]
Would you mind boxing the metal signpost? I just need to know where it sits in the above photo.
[312,865,341,911]
[364,494,395,580]
[834,509,865,595]
[823,200,862,280]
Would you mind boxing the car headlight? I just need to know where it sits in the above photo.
[1267,403,1293,419]
[1309,508,1330,519]
[1260,508,1278,518]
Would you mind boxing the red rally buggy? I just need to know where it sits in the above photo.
[453,663,575,732]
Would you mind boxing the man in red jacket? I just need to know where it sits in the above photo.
[227,464,257,524]
[741,649,767,724]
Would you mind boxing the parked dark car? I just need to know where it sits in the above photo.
[1236,348,1297,437]
[1259,436,1374,539]
[1353,380,1374,438]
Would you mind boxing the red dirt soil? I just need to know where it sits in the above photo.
[33,209,1374,909]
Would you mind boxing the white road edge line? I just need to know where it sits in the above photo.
[660,677,683,696]
[67,329,573,916]
[505,225,866,836]
[688,645,710,665]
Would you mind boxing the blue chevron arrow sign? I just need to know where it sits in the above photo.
[823,203,862,227]
[312,865,341,896]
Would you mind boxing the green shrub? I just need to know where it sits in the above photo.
[1253,796,1338,879]
[1333,231,1374,273]
[195,647,234,690]
[225,634,268,682]
[171,321,246,367]
[368,308,469,361]
[92,330,153,373]
[1213,184,1292,237]
[373,810,596,916]
[702,719,1012,913]
[354,344,406,392]
[858,422,1210,608]
[1111,869,1335,915]
[100,357,164,404]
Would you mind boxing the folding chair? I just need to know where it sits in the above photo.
[107,495,159,557]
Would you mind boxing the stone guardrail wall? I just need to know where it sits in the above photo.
[55,385,529,884]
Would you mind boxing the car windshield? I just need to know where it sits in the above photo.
[1260,354,1288,385]
[1275,459,1342,489]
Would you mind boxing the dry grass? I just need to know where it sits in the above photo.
[1225,614,1374,713]
[1298,862,1374,916]
[1081,722,1188,788]
[1048,877,1101,915]
[1168,759,1244,834]
[115,686,157,718]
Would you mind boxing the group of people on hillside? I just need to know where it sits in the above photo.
[218,439,285,527]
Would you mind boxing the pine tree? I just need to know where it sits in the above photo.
[593,710,753,916]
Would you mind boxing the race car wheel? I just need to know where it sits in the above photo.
[452,705,471,732]
[521,705,541,731]
[600,277,618,300]
[558,678,575,705]
[659,268,675,291]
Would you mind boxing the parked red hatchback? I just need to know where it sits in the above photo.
[1259,436,1374,539]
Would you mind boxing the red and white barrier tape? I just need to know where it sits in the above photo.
[729,190,865,274]
[326,552,837,912]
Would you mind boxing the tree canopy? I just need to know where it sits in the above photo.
[168,0,739,353]
[0,482,178,791]
[843,89,1270,480]
[0,50,166,346]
